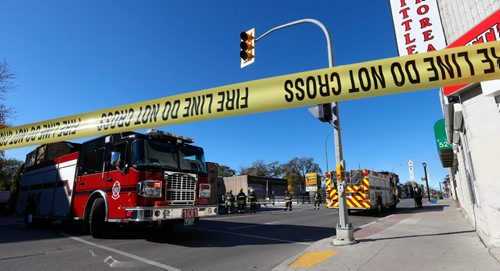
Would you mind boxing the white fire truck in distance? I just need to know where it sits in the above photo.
[16,129,217,238]
[326,169,399,214]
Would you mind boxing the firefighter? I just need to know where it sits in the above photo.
[248,189,257,214]
[284,190,293,211]
[313,190,321,209]
[237,188,247,213]
[225,189,234,214]
[413,183,423,208]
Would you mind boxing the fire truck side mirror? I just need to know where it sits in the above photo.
[111,152,121,167]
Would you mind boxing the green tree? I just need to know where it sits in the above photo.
[218,164,236,177]
[0,158,22,191]
[283,157,321,193]
[239,160,269,176]
[267,161,285,178]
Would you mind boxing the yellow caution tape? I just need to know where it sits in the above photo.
[1,41,500,150]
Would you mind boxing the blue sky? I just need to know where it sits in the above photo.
[1,0,448,189]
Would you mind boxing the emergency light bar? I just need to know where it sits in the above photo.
[146,129,195,144]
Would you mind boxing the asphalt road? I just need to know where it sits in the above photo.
[0,199,417,271]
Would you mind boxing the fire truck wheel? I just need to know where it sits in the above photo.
[89,198,107,238]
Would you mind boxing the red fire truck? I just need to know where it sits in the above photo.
[16,129,217,238]
[326,169,399,214]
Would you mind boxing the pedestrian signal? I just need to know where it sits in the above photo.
[336,163,344,182]
[240,28,255,68]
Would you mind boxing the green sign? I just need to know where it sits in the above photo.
[434,119,452,151]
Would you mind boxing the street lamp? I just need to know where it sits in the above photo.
[422,162,431,203]
[245,19,354,245]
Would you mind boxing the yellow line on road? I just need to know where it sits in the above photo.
[289,250,337,268]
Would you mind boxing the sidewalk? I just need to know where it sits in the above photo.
[274,198,500,271]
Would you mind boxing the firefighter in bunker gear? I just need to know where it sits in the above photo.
[314,191,321,209]
[414,183,423,208]
[237,188,247,213]
[248,189,257,214]
[225,190,235,214]
[284,191,293,211]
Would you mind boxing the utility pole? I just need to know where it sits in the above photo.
[246,18,355,246]
[422,162,431,203]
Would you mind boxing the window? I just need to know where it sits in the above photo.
[113,143,127,168]
[82,147,105,175]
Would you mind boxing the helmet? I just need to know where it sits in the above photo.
[250,189,254,193]
[240,188,244,192]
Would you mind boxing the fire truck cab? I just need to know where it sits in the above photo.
[17,129,217,238]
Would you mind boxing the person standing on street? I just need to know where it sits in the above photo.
[284,191,293,211]
[248,189,257,214]
[313,191,321,209]
[237,188,247,213]
[413,183,423,208]
[225,189,234,214]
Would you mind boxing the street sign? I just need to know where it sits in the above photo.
[305,172,318,192]
[443,10,500,96]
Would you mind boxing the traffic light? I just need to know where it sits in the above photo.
[331,102,340,128]
[317,103,332,122]
[240,28,255,68]
[336,163,344,182]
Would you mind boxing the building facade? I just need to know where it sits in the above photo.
[437,0,500,247]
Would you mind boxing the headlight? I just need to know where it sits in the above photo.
[137,180,162,198]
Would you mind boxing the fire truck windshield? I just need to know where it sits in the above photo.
[132,139,206,174]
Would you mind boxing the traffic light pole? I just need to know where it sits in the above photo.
[253,18,355,246]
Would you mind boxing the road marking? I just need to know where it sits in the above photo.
[289,250,337,268]
[229,221,280,230]
[356,215,394,229]
[229,224,260,230]
[59,233,180,271]
[192,227,310,246]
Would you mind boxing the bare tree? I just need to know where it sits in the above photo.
[0,60,15,157]
[0,59,15,128]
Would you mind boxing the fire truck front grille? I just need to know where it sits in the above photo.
[164,171,196,205]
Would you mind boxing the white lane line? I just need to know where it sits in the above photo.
[59,232,180,271]
[192,227,310,246]
[229,221,280,230]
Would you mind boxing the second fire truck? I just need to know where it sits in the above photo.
[326,169,399,213]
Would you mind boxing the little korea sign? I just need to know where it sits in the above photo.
[443,10,500,96]
[389,0,446,56]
